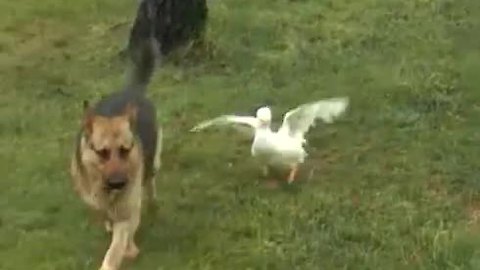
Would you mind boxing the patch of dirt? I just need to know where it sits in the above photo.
[466,201,480,231]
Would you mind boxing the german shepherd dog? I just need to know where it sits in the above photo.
[70,1,162,270]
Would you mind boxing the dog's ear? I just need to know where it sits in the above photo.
[82,100,94,135]
[123,103,138,125]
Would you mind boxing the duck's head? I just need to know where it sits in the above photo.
[256,106,272,127]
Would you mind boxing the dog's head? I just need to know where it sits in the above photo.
[80,102,141,192]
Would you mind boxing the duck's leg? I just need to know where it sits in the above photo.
[261,164,280,189]
[287,165,299,183]
[261,165,269,177]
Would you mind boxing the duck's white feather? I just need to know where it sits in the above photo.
[278,97,349,143]
[190,115,259,132]
[251,129,306,167]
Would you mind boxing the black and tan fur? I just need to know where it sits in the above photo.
[70,1,162,270]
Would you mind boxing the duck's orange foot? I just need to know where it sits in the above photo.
[287,165,299,184]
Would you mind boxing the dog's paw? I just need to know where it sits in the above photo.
[124,242,140,260]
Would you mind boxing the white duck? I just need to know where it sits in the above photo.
[190,97,349,183]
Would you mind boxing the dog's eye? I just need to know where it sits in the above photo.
[119,146,131,159]
[95,148,111,160]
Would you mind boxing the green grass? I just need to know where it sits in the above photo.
[2,0,480,269]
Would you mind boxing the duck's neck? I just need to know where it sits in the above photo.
[257,122,271,131]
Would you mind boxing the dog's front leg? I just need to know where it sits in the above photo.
[145,127,163,209]
[124,210,141,259]
[150,126,163,202]
[100,221,130,270]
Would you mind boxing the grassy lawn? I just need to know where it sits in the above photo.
[1,0,480,269]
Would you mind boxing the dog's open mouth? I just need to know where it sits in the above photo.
[105,184,127,194]
[105,184,128,200]
[107,181,127,190]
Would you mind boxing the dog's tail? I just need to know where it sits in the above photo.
[124,0,160,94]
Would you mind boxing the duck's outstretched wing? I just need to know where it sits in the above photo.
[278,97,349,141]
[190,115,259,137]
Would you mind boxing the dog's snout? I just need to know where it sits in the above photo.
[106,173,128,190]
